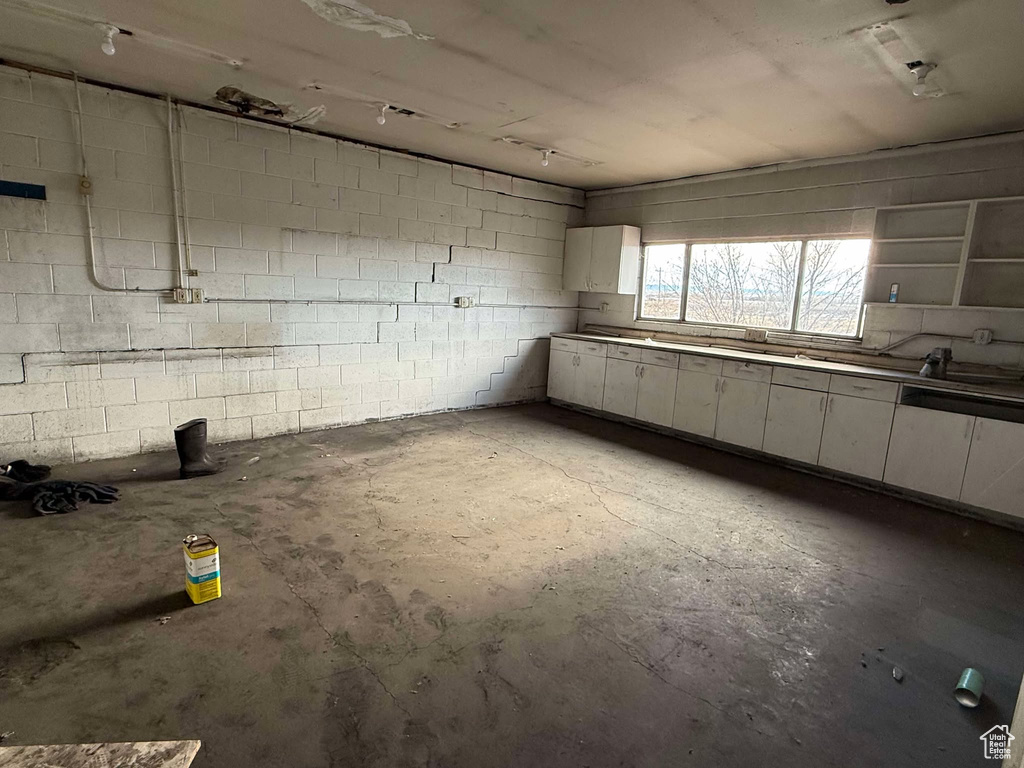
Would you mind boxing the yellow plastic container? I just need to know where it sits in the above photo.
[183,533,221,604]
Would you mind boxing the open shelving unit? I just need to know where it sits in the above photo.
[865,196,1024,308]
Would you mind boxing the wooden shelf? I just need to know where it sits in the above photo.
[867,196,1024,310]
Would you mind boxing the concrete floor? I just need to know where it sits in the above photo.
[1,404,1022,767]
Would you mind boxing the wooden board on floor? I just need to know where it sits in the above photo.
[0,740,200,768]
[1006,678,1024,768]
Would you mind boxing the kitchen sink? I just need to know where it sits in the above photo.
[901,386,1024,424]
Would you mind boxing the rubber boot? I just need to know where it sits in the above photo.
[174,418,225,479]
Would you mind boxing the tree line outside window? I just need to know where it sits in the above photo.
[638,238,872,337]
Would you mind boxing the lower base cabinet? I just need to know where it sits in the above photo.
[603,358,640,417]
[762,385,827,464]
[673,370,720,438]
[883,405,975,500]
[547,344,606,409]
[960,418,1024,518]
[575,353,607,410]
[547,349,575,402]
[636,363,677,427]
[549,336,1024,525]
[817,394,895,481]
[715,377,769,450]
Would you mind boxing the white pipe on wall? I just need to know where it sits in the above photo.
[72,72,172,295]
[166,95,187,291]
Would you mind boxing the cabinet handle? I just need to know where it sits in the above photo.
[720,379,726,393]
[828,396,833,413]
[640,365,645,378]
[714,379,720,393]
[634,364,640,378]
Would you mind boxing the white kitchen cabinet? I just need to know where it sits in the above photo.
[673,370,720,437]
[960,417,1024,518]
[762,385,827,464]
[817,394,896,481]
[883,405,975,500]
[547,348,575,402]
[715,376,770,450]
[548,334,1024,523]
[562,228,592,292]
[562,225,641,293]
[603,357,640,418]
[636,359,678,427]
[574,352,607,410]
[547,341,606,409]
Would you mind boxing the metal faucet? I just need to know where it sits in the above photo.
[919,347,952,379]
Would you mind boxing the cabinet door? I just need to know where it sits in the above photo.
[603,357,640,418]
[563,228,593,291]
[636,363,677,427]
[715,377,770,450]
[673,370,720,437]
[617,226,641,294]
[883,405,974,500]
[589,226,624,292]
[575,353,607,410]
[817,395,895,481]
[960,417,1024,518]
[547,349,575,402]
[762,385,827,464]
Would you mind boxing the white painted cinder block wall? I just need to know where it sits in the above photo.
[0,65,583,463]
[582,134,1024,369]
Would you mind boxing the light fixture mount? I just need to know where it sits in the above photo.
[95,22,119,56]
[906,61,943,98]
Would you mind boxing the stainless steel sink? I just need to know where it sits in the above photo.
[902,386,1024,424]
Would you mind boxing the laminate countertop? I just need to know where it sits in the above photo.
[551,332,1024,404]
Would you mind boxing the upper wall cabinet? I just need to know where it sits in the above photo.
[563,225,641,293]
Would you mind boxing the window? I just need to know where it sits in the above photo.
[638,238,871,337]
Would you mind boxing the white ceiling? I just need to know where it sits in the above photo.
[1,0,1023,189]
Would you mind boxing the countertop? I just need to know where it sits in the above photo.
[551,332,1024,403]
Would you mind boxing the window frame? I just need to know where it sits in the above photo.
[636,236,870,339]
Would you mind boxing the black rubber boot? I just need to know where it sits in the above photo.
[174,419,226,479]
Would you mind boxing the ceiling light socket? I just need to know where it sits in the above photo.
[96,23,119,56]
[908,62,944,97]
[376,104,388,125]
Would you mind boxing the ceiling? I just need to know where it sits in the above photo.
[1,0,1022,190]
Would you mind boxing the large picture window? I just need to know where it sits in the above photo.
[639,238,871,337]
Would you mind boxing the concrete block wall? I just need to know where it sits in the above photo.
[582,134,1024,368]
[0,65,583,463]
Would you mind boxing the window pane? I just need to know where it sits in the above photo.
[640,244,686,319]
[685,241,800,329]
[797,239,870,336]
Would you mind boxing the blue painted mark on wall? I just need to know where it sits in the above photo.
[0,180,46,200]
